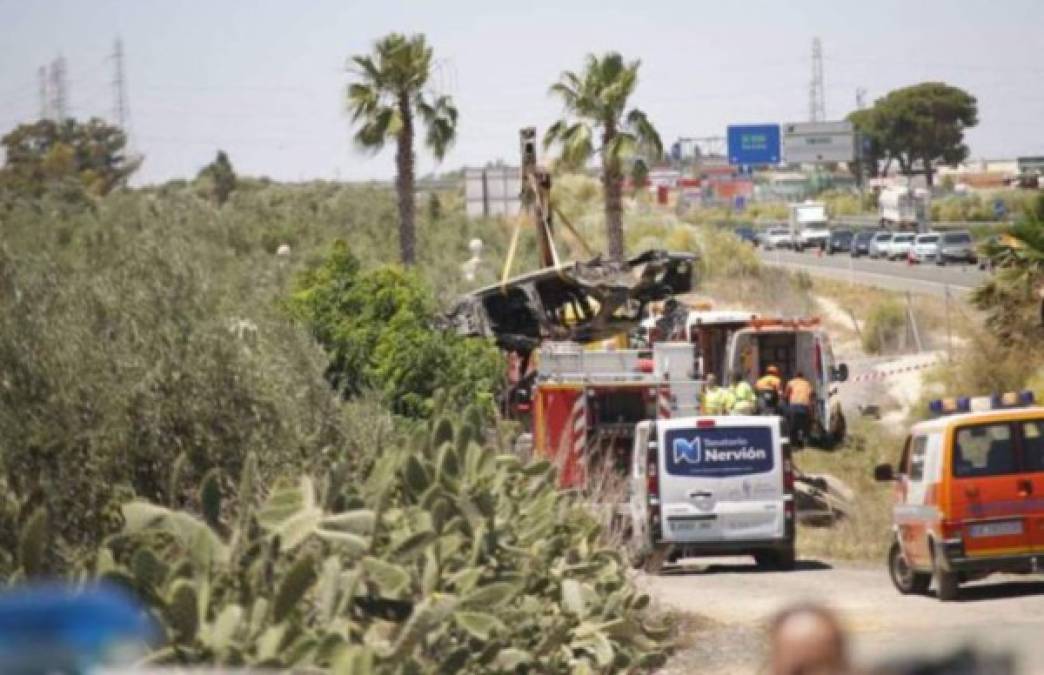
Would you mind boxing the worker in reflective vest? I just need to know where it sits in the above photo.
[730,371,757,415]
[755,364,784,415]
[701,374,732,415]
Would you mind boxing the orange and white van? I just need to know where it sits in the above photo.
[874,392,1044,601]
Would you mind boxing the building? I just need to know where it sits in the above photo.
[465,166,521,218]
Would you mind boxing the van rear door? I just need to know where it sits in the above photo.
[657,416,785,543]
[948,420,1031,558]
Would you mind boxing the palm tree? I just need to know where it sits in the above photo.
[544,52,662,261]
[972,196,1044,343]
[347,33,457,265]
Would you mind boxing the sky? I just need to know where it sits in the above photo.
[1,0,1042,185]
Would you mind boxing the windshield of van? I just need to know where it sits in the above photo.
[665,426,774,478]
[943,232,972,244]
[875,233,892,241]
[953,423,1015,477]
[917,234,940,243]
[894,234,914,243]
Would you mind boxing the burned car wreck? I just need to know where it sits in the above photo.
[441,249,696,353]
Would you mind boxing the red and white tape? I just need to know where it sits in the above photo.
[852,357,941,383]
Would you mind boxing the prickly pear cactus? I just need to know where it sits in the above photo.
[92,407,672,672]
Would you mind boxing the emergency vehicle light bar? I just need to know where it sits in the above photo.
[928,390,1035,416]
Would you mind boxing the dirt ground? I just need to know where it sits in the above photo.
[648,558,1044,674]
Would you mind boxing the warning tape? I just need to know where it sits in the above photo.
[851,357,941,383]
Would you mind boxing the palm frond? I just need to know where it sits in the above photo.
[558,123,595,170]
[603,132,638,165]
[352,106,401,153]
[625,108,663,159]
[416,94,458,160]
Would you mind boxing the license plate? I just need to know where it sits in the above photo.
[969,520,1023,538]
[670,518,714,532]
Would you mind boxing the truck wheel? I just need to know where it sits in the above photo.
[888,541,930,594]
[642,546,669,575]
[830,410,847,448]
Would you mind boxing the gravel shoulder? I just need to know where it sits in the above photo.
[645,557,1044,674]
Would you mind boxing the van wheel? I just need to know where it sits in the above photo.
[934,564,960,601]
[888,542,930,594]
[755,545,796,571]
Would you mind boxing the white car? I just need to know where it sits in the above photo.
[627,415,794,573]
[887,233,916,260]
[762,228,792,250]
[909,233,940,263]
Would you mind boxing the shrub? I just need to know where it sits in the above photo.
[289,242,503,418]
[861,300,906,354]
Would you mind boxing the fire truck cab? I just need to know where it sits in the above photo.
[875,391,1044,601]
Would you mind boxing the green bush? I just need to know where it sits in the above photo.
[289,242,503,418]
[861,300,906,354]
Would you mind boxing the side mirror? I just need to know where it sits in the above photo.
[832,363,849,383]
[873,463,895,482]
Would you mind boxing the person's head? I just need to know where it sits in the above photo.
[795,371,804,379]
[767,365,780,376]
[768,603,848,675]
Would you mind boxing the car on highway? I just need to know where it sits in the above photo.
[762,227,792,250]
[875,391,1044,601]
[909,233,941,264]
[850,230,876,257]
[826,229,853,255]
[628,415,795,573]
[795,224,831,252]
[868,231,894,259]
[733,226,758,246]
[887,233,916,260]
[937,230,977,265]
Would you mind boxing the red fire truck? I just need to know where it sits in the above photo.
[520,341,703,489]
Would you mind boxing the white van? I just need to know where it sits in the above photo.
[725,320,848,446]
[627,415,795,572]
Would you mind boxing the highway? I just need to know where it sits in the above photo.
[758,248,989,297]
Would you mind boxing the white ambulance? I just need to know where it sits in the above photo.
[627,415,795,572]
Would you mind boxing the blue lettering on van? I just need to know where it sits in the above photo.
[665,427,774,477]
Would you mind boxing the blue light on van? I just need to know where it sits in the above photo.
[928,390,1035,416]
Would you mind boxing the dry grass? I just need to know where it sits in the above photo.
[795,418,903,563]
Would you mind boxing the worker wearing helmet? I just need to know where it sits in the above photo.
[701,373,732,415]
[756,365,784,415]
[730,371,757,415]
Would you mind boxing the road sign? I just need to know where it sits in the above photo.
[782,121,856,164]
[727,124,781,166]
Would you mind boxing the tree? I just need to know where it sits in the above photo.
[973,194,1044,344]
[289,242,501,417]
[847,108,886,178]
[347,33,458,265]
[197,150,237,206]
[855,83,977,187]
[544,52,662,261]
[0,117,139,197]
